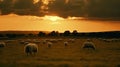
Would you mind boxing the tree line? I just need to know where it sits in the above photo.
[0,30,119,39]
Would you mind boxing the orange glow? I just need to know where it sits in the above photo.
[42,15,64,21]
[65,0,69,3]
[67,16,85,20]
[34,0,39,3]
[34,0,52,4]
[42,0,52,5]
[0,14,120,32]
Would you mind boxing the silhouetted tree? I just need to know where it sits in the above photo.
[0,34,4,37]
[16,34,26,38]
[63,30,71,36]
[48,31,59,36]
[72,30,78,36]
[6,34,17,38]
[38,31,46,37]
[28,33,34,37]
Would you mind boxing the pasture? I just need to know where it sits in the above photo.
[0,38,120,67]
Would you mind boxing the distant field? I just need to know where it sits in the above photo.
[0,38,120,67]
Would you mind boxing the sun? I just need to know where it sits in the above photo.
[43,15,64,22]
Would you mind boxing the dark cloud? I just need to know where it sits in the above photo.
[85,0,120,18]
[0,0,120,18]
[0,0,44,16]
[13,0,45,16]
[0,0,13,15]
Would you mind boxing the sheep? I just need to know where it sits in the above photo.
[31,39,40,44]
[44,39,58,43]
[102,39,120,42]
[47,42,52,48]
[102,39,112,42]
[33,40,40,44]
[43,39,57,45]
[82,39,95,50]
[43,40,47,44]
[49,39,58,43]
[57,39,63,41]
[68,39,75,43]
[64,41,68,47]
[20,40,29,45]
[0,42,6,48]
[24,43,38,56]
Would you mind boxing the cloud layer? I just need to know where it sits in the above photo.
[0,0,120,18]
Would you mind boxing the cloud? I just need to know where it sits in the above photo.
[0,0,120,18]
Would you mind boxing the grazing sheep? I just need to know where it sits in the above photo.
[43,39,47,44]
[49,39,58,43]
[82,39,95,50]
[68,39,75,43]
[57,39,63,41]
[24,43,38,56]
[47,42,52,48]
[102,39,120,42]
[102,39,112,42]
[64,41,68,47]
[24,42,29,45]
[31,39,40,44]
[20,40,29,45]
[0,42,6,48]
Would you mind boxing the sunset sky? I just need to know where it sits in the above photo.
[0,0,120,32]
[0,0,120,17]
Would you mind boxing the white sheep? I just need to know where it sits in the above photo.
[43,39,47,44]
[64,41,68,47]
[49,39,58,43]
[0,42,6,48]
[24,43,38,56]
[82,39,95,50]
[33,40,40,44]
[102,39,120,42]
[68,39,75,43]
[20,40,29,45]
[47,42,52,48]
[57,39,63,41]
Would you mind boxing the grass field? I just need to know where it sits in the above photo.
[0,38,120,67]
